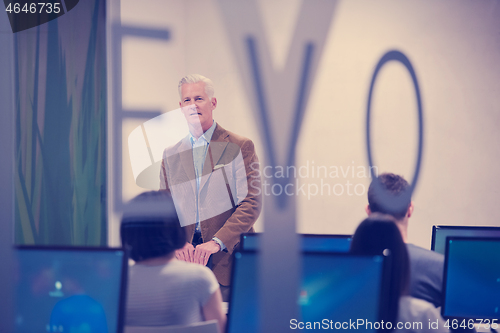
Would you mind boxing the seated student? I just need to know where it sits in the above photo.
[366,173,444,308]
[351,218,448,333]
[121,191,226,332]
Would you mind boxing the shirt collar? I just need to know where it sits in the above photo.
[189,121,217,145]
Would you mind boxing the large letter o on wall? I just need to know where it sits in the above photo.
[366,50,424,213]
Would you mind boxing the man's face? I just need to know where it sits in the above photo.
[179,82,217,134]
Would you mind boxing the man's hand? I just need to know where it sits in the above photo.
[194,240,221,266]
[175,242,195,262]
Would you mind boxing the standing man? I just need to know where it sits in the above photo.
[366,173,444,308]
[160,74,262,300]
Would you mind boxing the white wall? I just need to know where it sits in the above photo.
[114,0,500,248]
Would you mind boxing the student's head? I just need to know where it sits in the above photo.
[120,191,185,262]
[367,173,413,221]
[350,218,410,327]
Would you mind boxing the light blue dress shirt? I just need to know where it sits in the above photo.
[189,121,226,251]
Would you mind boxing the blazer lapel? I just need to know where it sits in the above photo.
[200,124,229,191]
[177,137,197,196]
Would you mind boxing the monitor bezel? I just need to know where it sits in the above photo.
[226,249,390,333]
[14,245,128,333]
[431,225,500,252]
[441,236,500,320]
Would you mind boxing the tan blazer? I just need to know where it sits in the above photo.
[160,124,262,285]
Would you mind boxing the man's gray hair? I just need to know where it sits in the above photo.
[178,74,215,99]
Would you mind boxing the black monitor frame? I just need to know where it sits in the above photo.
[226,249,257,333]
[431,225,500,254]
[226,249,391,333]
[14,245,128,333]
[441,236,500,320]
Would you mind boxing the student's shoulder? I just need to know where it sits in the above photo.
[399,296,442,321]
[169,260,216,279]
[407,243,444,264]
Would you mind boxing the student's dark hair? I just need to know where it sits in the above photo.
[367,173,411,220]
[350,218,410,331]
[120,191,185,262]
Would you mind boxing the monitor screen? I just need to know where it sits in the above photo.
[227,251,259,333]
[241,233,352,252]
[431,226,500,255]
[227,251,386,333]
[442,237,500,319]
[14,246,127,333]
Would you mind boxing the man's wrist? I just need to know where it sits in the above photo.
[212,237,226,252]
[212,240,221,251]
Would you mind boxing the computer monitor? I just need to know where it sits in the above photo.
[240,233,352,252]
[14,246,128,333]
[431,225,500,255]
[442,237,500,320]
[226,251,259,333]
[227,251,388,333]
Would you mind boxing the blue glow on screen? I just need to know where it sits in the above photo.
[242,234,352,253]
[14,249,124,333]
[227,252,259,333]
[228,252,383,333]
[444,239,500,319]
[300,255,383,326]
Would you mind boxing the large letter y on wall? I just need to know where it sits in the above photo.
[217,1,337,331]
